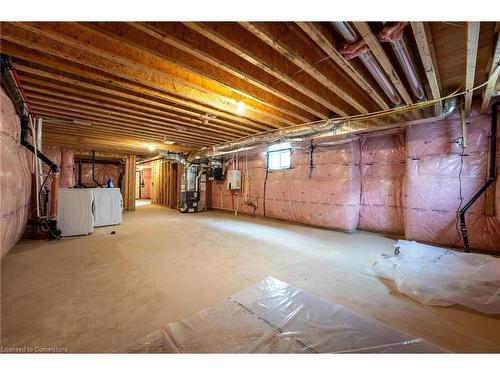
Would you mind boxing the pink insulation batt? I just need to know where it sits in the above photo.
[404,107,499,251]
[78,163,123,187]
[208,137,361,232]
[42,146,75,188]
[0,88,32,257]
[359,132,405,234]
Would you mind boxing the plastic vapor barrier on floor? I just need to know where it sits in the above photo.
[370,240,500,314]
[129,277,443,353]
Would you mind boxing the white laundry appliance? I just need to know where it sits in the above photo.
[57,188,94,236]
[92,188,123,227]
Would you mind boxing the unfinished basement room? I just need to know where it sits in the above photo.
[1,3,500,371]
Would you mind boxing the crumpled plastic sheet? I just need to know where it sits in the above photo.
[370,240,500,314]
[1,88,31,258]
[404,107,500,251]
[128,277,443,353]
[208,137,361,232]
[359,132,405,234]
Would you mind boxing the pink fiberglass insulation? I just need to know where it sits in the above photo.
[42,146,75,188]
[60,148,75,188]
[78,163,123,187]
[404,106,499,251]
[0,87,31,257]
[208,137,361,232]
[359,132,405,234]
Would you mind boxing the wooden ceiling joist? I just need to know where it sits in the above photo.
[240,22,378,114]
[12,64,256,137]
[24,86,243,140]
[411,22,442,101]
[30,103,226,145]
[296,22,389,111]
[353,22,413,105]
[480,23,500,113]
[1,23,282,131]
[465,22,481,114]
[184,22,352,117]
[129,22,330,120]
[11,22,296,128]
[79,22,315,124]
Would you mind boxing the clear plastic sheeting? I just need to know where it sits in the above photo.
[128,277,443,353]
[371,240,500,314]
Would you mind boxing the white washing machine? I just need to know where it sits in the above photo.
[92,188,123,227]
[57,188,95,236]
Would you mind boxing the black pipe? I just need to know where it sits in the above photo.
[20,116,59,173]
[2,54,59,173]
[91,150,103,188]
[78,160,83,187]
[459,101,498,252]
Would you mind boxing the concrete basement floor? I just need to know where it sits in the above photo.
[1,202,499,353]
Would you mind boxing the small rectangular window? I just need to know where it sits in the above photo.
[267,142,291,170]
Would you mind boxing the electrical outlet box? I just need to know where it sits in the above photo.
[226,169,241,190]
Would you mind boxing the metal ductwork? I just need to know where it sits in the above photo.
[378,22,426,101]
[332,22,402,106]
[188,118,345,162]
[188,97,457,162]
[158,150,187,165]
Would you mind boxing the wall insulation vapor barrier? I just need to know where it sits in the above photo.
[208,103,500,252]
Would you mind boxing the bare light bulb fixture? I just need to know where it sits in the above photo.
[148,144,156,152]
[236,101,245,115]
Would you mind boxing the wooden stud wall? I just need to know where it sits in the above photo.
[151,160,180,208]
[123,154,137,211]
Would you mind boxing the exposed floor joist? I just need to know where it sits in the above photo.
[481,23,500,113]
[465,22,481,114]
[353,22,413,105]
[296,22,390,111]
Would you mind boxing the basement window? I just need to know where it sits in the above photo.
[267,142,291,170]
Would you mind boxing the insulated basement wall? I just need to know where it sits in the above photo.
[359,131,405,234]
[404,106,500,251]
[0,88,31,257]
[43,146,75,188]
[77,163,123,187]
[208,136,361,232]
[207,104,499,251]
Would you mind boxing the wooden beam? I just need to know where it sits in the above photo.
[16,21,296,127]
[80,22,315,123]
[25,89,235,142]
[11,61,255,137]
[480,23,500,113]
[1,23,282,130]
[130,22,329,120]
[296,22,389,111]
[30,102,222,145]
[124,155,137,211]
[184,22,351,117]
[24,82,242,139]
[465,22,481,114]
[411,22,442,100]
[240,22,371,114]
[353,22,413,105]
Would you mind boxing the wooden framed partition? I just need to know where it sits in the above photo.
[123,154,137,211]
[151,160,180,209]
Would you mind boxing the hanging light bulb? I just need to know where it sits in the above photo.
[236,101,245,115]
[148,144,156,152]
